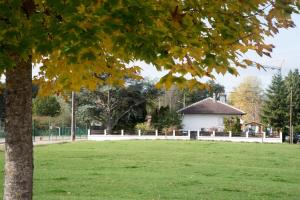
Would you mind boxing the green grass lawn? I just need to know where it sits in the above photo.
[0,141,299,200]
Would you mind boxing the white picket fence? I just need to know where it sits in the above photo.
[88,129,282,143]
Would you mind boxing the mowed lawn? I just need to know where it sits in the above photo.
[0,141,299,200]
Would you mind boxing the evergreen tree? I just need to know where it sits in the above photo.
[261,73,288,131]
[284,70,300,128]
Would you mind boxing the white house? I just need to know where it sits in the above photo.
[178,97,245,131]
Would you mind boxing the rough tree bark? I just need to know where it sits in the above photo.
[4,56,33,200]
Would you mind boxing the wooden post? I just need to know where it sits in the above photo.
[155,130,158,137]
[173,130,176,137]
[104,129,107,135]
[212,131,215,137]
[71,91,76,141]
[246,131,249,138]
[229,131,232,138]
[197,130,200,139]
[88,129,90,136]
[188,130,190,138]
[289,87,293,144]
[138,129,141,136]
[121,129,124,136]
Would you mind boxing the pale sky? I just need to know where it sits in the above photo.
[140,14,300,93]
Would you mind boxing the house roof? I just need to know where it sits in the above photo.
[177,97,245,115]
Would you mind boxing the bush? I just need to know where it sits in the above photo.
[294,125,300,133]
[151,106,182,130]
[135,122,153,131]
[224,117,242,133]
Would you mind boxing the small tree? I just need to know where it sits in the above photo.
[152,106,182,131]
[33,96,61,117]
[224,117,242,134]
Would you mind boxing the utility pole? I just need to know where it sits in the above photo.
[183,92,186,108]
[289,87,293,144]
[158,97,161,109]
[169,90,172,111]
[71,91,76,141]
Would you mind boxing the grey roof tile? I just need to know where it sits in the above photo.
[178,98,245,115]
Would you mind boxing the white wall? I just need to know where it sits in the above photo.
[182,114,228,131]
[88,135,189,141]
[88,134,282,143]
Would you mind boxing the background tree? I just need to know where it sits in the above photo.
[261,73,288,132]
[159,81,225,111]
[76,81,159,132]
[0,0,299,198]
[284,69,300,134]
[183,80,225,107]
[151,106,182,131]
[33,96,71,128]
[224,117,242,134]
[33,96,61,117]
[229,76,264,123]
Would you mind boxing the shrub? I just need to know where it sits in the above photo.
[151,106,182,130]
[224,117,242,133]
[135,122,153,131]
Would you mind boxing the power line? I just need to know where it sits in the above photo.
[249,62,283,73]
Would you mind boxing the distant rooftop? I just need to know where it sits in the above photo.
[177,97,245,115]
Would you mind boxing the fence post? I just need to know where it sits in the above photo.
[279,131,282,140]
[261,132,266,143]
[246,131,249,138]
[88,129,90,136]
[229,131,232,138]
[48,119,51,141]
[173,130,176,137]
[197,130,200,139]
[138,129,141,136]
[188,130,190,138]
[155,130,158,137]
[104,129,107,136]
[121,129,124,136]
[212,131,215,137]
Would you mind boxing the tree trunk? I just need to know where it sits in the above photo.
[4,56,33,200]
[106,118,113,135]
